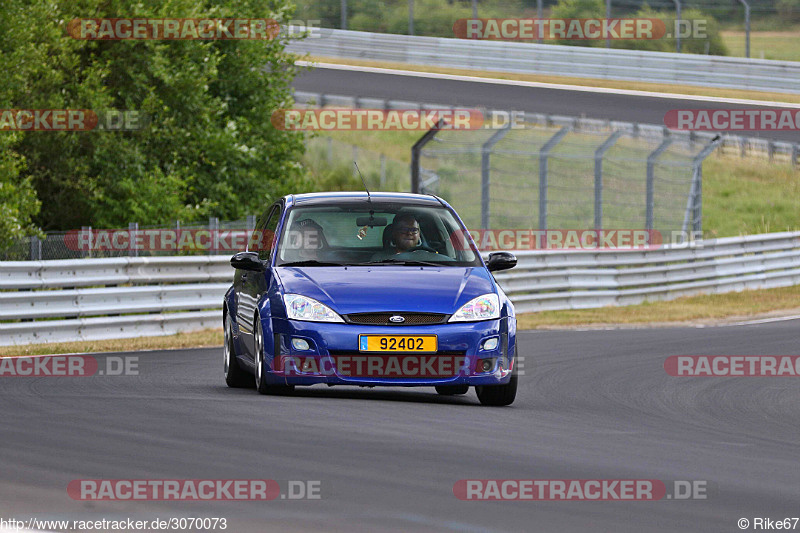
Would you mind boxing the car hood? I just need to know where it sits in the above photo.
[275,266,496,316]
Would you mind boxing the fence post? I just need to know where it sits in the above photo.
[411,119,446,193]
[537,0,543,44]
[129,222,139,257]
[327,137,333,164]
[738,0,751,58]
[792,144,798,168]
[209,216,219,255]
[594,130,624,231]
[380,154,386,186]
[683,136,721,234]
[81,226,92,258]
[645,138,674,231]
[481,122,512,229]
[352,145,359,175]
[539,126,571,230]
[29,235,41,261]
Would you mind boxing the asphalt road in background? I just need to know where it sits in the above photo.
[1,322,799,532]
[293,65,800,143]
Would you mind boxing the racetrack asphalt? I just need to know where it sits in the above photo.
[1,320,799,532]
[293,65,800,143]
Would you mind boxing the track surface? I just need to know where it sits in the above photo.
[293,66,800,142]
[1,322,799,532]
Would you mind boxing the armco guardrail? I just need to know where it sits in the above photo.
[493,231,800,313]
[0,257,231,346]
[1,231,799,346]
[287,29,800,94]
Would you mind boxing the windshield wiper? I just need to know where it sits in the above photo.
[355,258,444,267]
[279,260,345,267]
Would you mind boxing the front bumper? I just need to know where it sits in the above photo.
[264,317,515,387]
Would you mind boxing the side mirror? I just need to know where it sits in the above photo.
[231,251,266,272]
[486,252,517,272]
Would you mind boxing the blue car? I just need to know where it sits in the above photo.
[223,192,519,406]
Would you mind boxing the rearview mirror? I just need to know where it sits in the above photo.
[230,251,265,272]
[486,252,517,272]
[356,216,387,227]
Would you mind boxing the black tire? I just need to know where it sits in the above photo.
[253,312,294,396]
[475,368,517,406]
[224,312,251,388]
[435,384,469,396]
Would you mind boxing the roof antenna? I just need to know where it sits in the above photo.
[354,161,371,202]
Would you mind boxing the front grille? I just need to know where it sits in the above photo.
[343,312,448,326]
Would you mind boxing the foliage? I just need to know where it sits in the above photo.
[1,0,306,233]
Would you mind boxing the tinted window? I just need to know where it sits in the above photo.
[275,201,481,267]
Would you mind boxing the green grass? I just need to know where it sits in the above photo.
[518,285,800,328]
[721,28,800,61]
[0,329,223,357]
[702,155,800,237]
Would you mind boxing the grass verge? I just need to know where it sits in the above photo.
[304,56,800,104]
[721,30,800,62]
[517,285,800,329]
[0,329,223,357]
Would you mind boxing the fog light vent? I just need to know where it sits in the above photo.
[292,338,310,351]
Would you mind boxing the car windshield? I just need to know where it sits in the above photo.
[275,201,482,267]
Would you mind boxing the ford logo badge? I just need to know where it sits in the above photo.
[389,315,405,323]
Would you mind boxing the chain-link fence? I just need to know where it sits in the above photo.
[303,135,409,192]
[0,218,256,261]
[414,117,719,237]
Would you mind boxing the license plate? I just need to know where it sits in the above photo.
[359,335,437,353]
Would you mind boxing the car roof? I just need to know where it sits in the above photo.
[287,192,444,207]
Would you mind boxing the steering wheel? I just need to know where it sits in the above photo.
[410,243,437,254]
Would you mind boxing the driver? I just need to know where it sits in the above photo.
[389,214,421,254]
[370,214,421,261]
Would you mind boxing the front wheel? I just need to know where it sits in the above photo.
[224,313,251,388]
[254,312,294,396]
[475,368,517,406]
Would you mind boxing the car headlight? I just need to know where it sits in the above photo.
[283,294,344,323]
[448,293,500,322]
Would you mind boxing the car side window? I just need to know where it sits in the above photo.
[256,203,282,262]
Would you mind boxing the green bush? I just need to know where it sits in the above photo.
[1,0,307,233]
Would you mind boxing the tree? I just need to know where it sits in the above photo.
[1,0,308,232]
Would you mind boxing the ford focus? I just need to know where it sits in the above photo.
[222,192,518,406]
